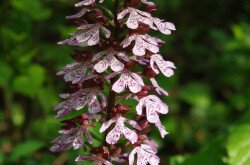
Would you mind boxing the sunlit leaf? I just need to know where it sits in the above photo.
[180,82,211,108]
[11,104,25,126]
[227,124,250,165]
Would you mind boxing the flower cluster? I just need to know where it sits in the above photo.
[51,0,176,164]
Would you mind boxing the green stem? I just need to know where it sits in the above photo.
[103,0,120,142]
[105,0,120,121]
[113,0,120,41]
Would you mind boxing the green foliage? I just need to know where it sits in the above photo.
[0,61,13,88]
[227,125,250,165]
[11,0,52,21]
[0,0,250,164]
[13,65,45,97]
[0,151,4,165]
[170,140,225,165]
[180,82,211,110]
[10,140,45,161]
[11,104,25,126]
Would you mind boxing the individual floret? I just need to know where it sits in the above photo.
[112,71,145,93]
[129,144,160,165]
[58,24,110,47]
[100,116,142,144]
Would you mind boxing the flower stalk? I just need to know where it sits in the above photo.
[51,0,176,164]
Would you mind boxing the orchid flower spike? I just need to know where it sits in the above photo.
[51,0,176,164]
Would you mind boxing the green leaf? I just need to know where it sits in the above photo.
[232,25,244,40]
[0,26,28,42]
[58,107,88,121]
[28,65,45,89]
[12,75,33,96]
[30,117,60,142]
[18,49,37,66]
[11,104,25,126]
[170,140,225,165]
[11,0,51,21]
[10,140,45,161]
[38,87,58,111]
[88,123,104,146]
[227,124,250,165]
[180,82,211,108]
[12,65,45,97]
[170,155,188,165]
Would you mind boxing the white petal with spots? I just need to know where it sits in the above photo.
[150,54,176,77]
[136,95,168,123]
[100,117,141,144]
[121,34,161,56]
[112,72,144,93]
[129,144,160,165]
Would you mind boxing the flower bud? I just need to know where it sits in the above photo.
[73,18,88,27]
[129,23,150,35]
[91,145,110,159]
[124,0,141,7]
[145,4,158,13]
[110,146,122,157]
[68,82,82,93]
[134,85,152,99]
[71,50,93,62]
[110,104,131,117]
[143,65,157,78]
[88,10,108,24]
[83,77,104,89]
[138,119,152,134]
[125,60,137,70]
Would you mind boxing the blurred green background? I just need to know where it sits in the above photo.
[0,0,250,164]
